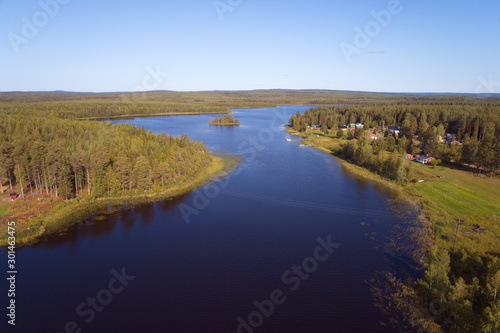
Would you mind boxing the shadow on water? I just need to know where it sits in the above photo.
[30,193,191,249]
[336,156,426,276]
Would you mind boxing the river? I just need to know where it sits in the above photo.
[6,106,417,332]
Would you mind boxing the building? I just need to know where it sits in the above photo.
[10,193,18,200]
[442,133,462,145]
[338,126,348,131]
[388,126,400,135]
[416,156,434,164]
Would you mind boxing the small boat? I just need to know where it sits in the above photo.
[299,144,305,147]
[286,138,292,142]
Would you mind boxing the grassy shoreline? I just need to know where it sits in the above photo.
[288,126,500,331]
[286,126,500,257]
[0,155,240,247]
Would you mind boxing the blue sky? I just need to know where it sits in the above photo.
[0,0,499,93]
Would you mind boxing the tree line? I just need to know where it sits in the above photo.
[0,116,213,199]
[208,114,241,125]
[3,90,499,120]
[290,101,500,173]
[382,247,500,332]
[339,133,414,183]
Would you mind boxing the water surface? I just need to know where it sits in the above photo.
[3,106,415,332]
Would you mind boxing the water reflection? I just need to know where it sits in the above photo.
[32,194,190,248]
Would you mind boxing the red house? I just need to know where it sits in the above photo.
[416,156,434,164]
[10,193,18,200]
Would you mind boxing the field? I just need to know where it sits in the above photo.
[409,162,500,254]
[0,200,12,217]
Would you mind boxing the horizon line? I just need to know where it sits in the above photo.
[1,88,499,97]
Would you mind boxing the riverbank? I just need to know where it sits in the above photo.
[287,128,430,261]
[288,127,500,255]
[0,155,240,247]
[287,126,500,332]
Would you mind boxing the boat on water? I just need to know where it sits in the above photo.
[299,144,305,147]
[286,138,292,141]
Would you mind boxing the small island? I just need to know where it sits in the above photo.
[208,114,241,126]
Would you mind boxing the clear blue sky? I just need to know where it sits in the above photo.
[1,0,499,93]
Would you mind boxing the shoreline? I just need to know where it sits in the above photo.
[287,125,500,331]
[0,155,240,247]
[78,110,231,121]
[286,126,430,261]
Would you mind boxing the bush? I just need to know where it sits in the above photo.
[429,159,442,166]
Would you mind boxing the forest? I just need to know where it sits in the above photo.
[0,116,213,199]
[289,100,500,173]
[208,114,241,125]
[289,100,500,332]
[2,90,496,120]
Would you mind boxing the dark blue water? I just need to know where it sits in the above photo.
[2,106,415,332]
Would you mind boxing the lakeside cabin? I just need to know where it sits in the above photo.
[10,193,18,200]
[416,156,434,164]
